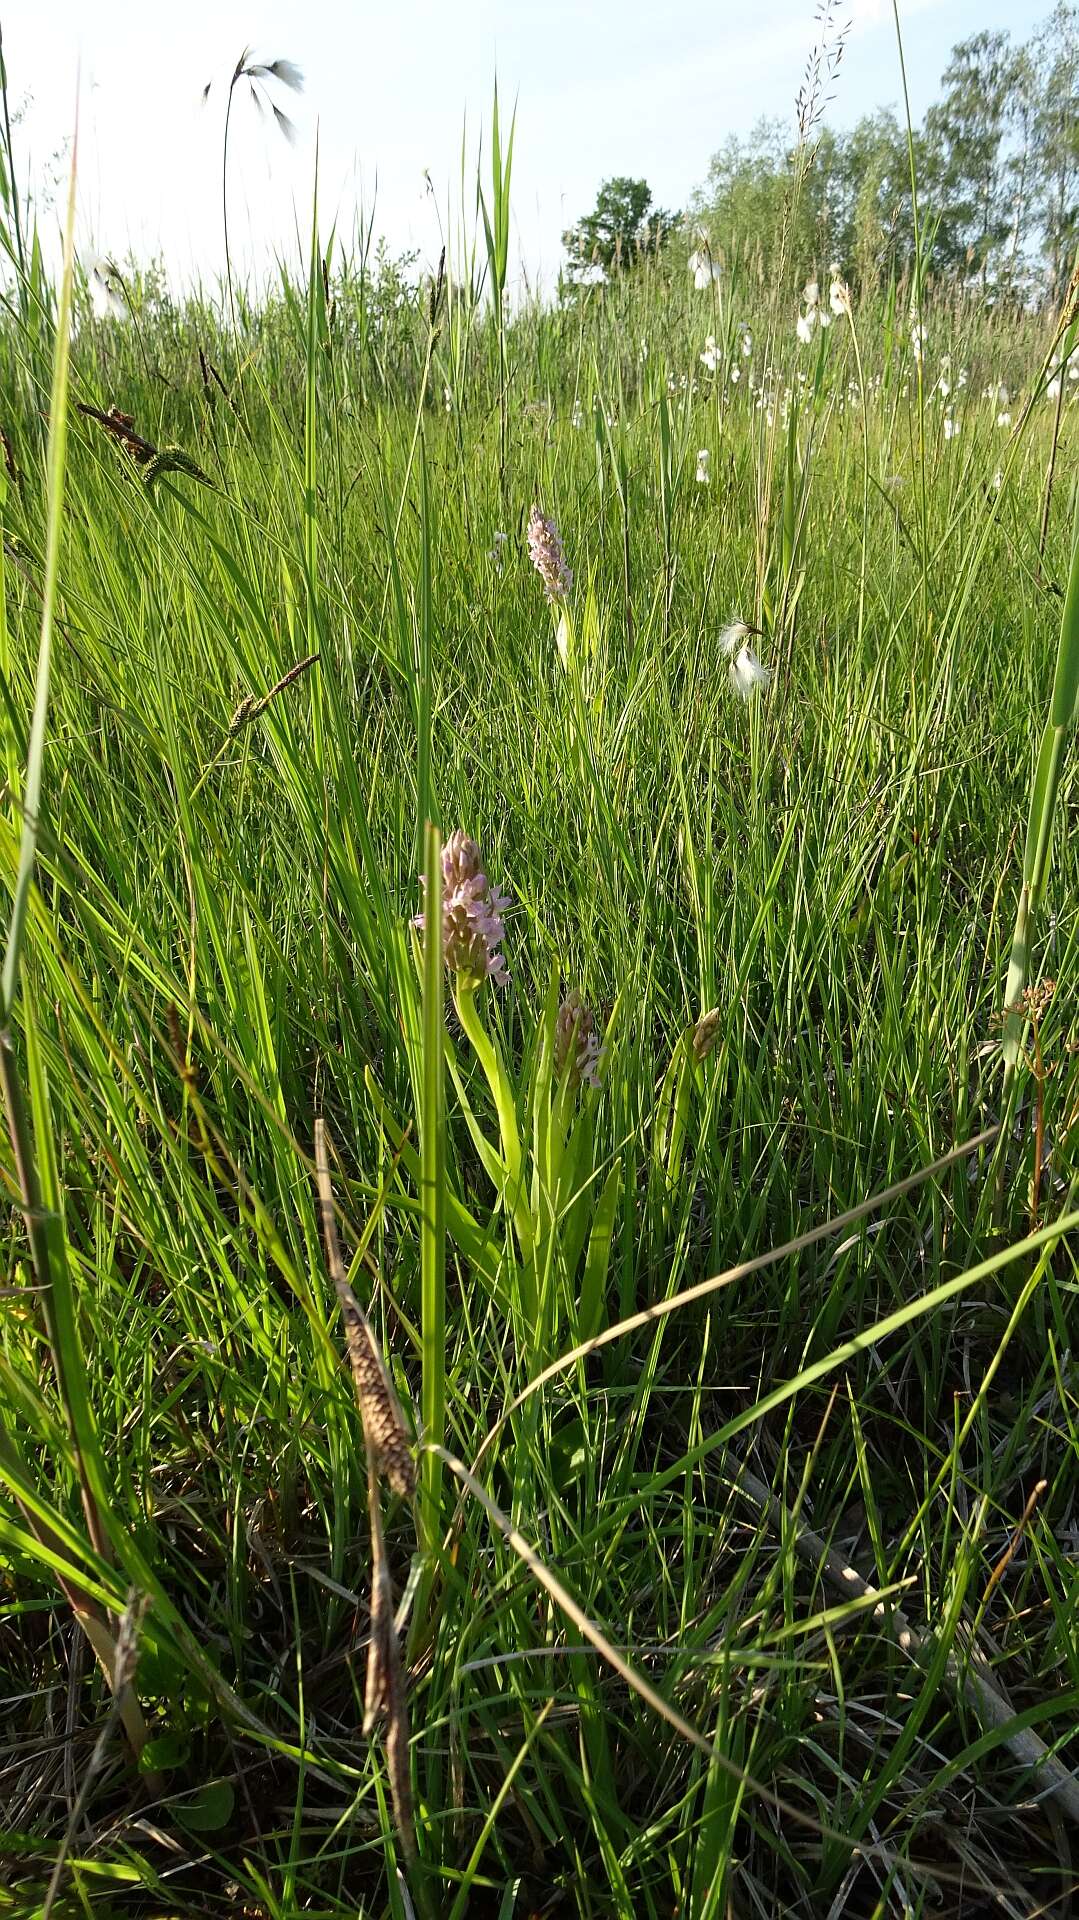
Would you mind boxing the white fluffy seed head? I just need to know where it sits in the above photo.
[729,643,773,700]
[720,620,751,657]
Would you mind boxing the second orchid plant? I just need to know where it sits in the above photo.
[411,828,619,1359]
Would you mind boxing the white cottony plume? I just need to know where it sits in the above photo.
[203,48,304,145]
[720,620,753,656]
[721,618,771,698]
[695,448,711,485]
[803,277,819,309]
[828,262,851,317]
[700,333,719,373]
[84,254,127,321]
[729,641,773,699]
[689,247,721,290]
[246,56,304,90]
[943,414,960,440]
[796,311,815,345]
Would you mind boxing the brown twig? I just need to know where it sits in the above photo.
[983,1480,1049,1608]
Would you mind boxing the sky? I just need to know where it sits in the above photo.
[4,0,1051,295]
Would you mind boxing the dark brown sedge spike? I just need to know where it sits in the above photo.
[76,402,158,466]
[141,446,212,492]
[165,1004,198,1092]
[0,426,18,486]
[227,654,319,738]
[429,245,446,329]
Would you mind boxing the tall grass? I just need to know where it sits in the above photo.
[1,67,1079,1920]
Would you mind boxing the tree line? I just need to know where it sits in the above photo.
[562,4,1079,301]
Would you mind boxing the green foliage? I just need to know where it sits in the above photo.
[694,4,1079,296]
[699,112,919,287]
[1030,2,1079,298]
[924,31,1022,283]
[562,174,677,279]
[2,54,1079,1920]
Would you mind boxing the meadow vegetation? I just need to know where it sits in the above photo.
[1,25,1079,1920]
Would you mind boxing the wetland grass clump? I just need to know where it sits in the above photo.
[1,39,1079,1920]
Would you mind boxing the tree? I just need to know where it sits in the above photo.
[636,7,1079,304]
[699,120,808,272]
[923,31,1022,285]
[838,111,920,287]
[695,113,920,290]
[1002,40,1041,289]
[562,177,676,279]
[1030,4,1079,298]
